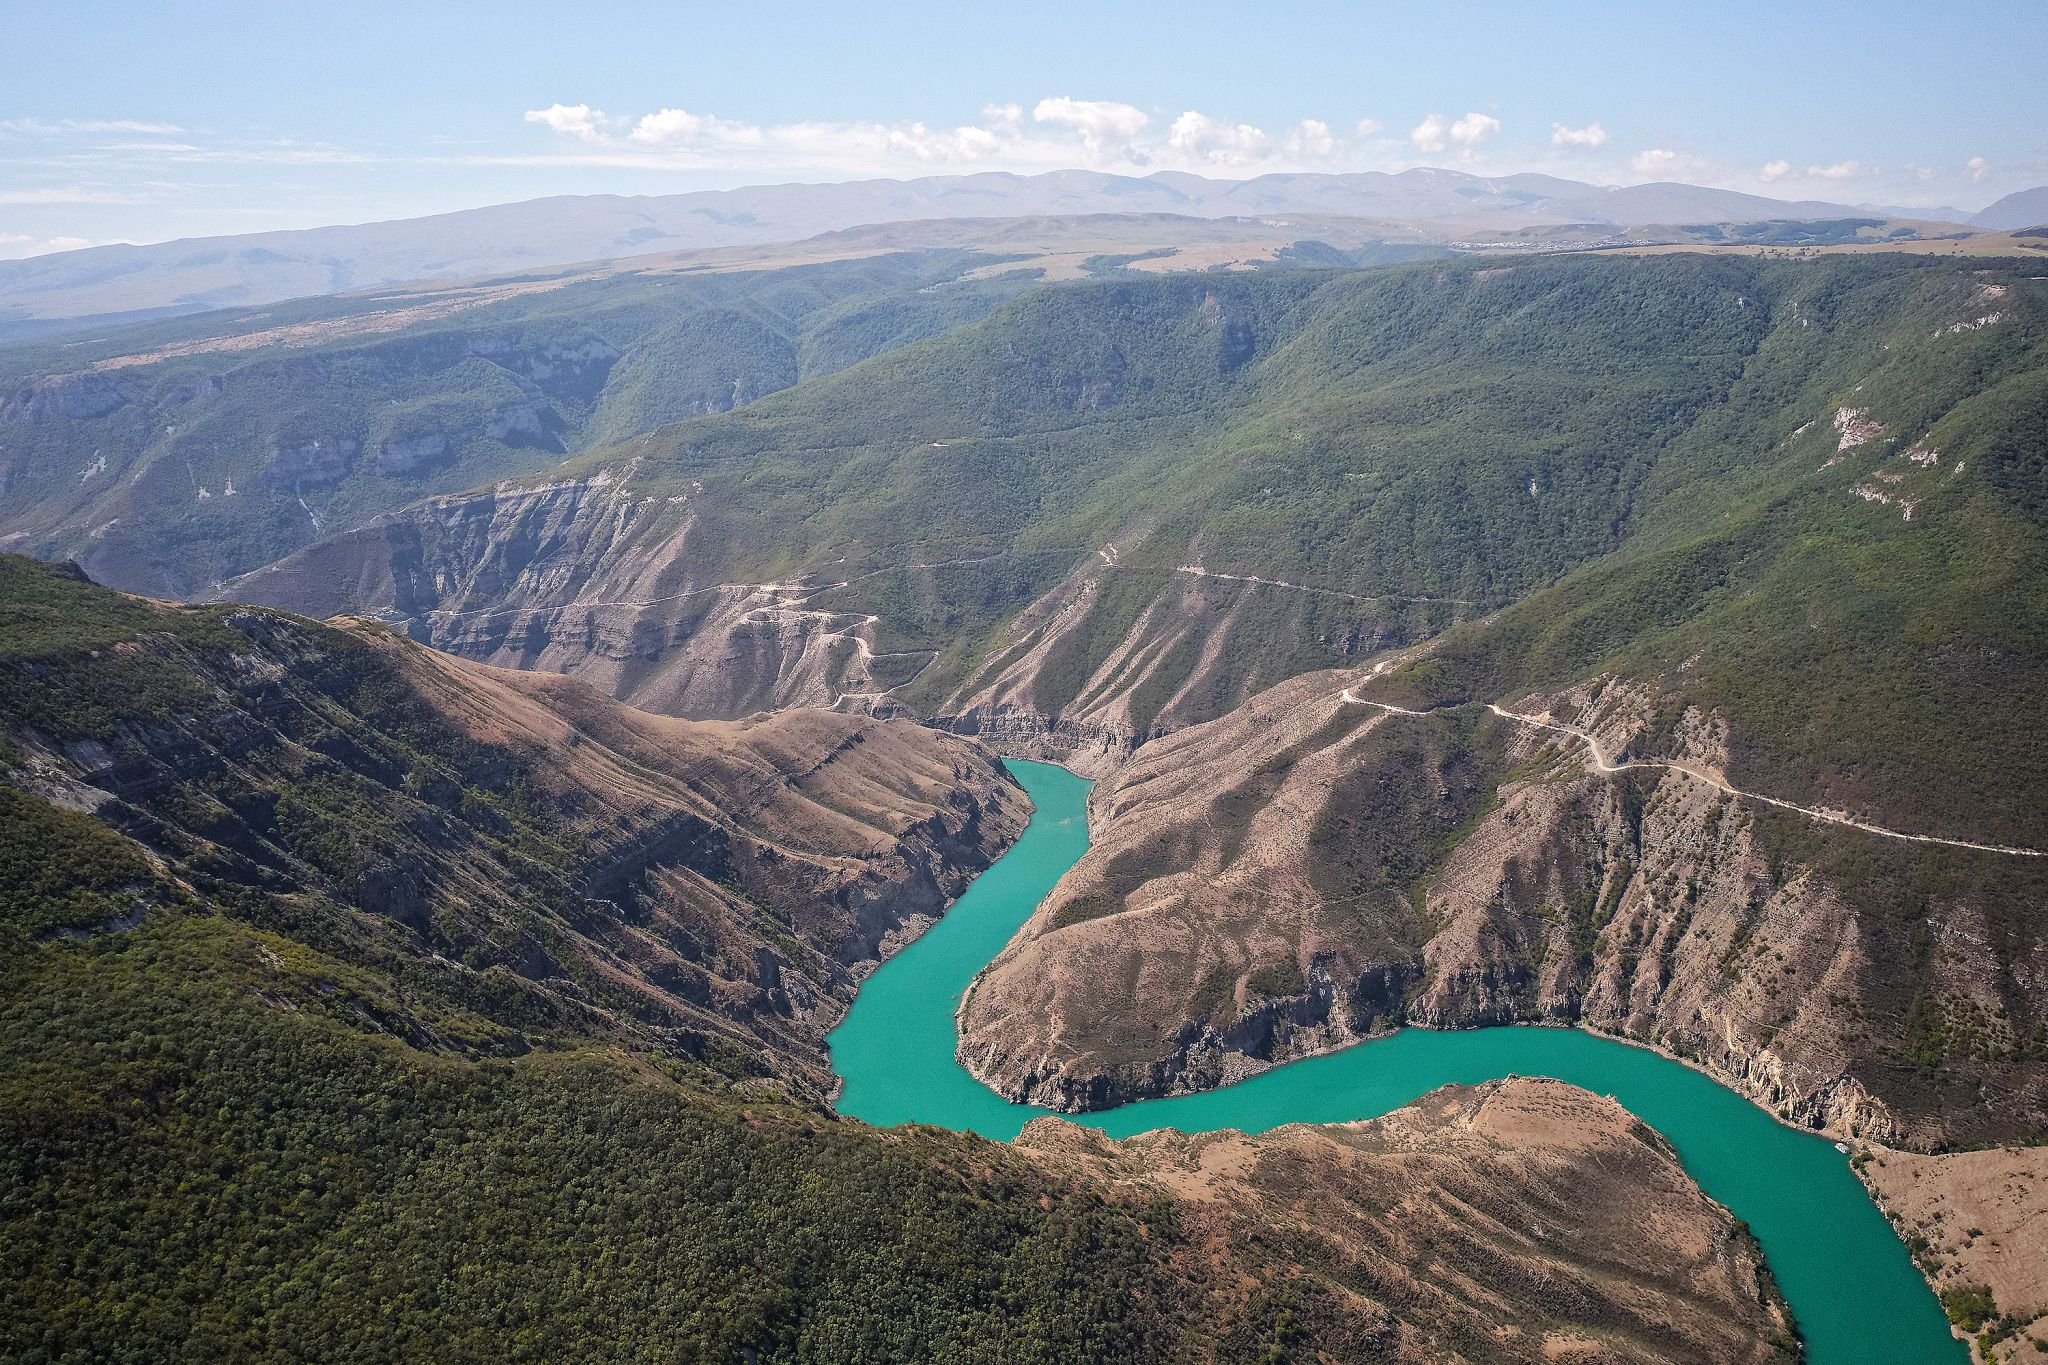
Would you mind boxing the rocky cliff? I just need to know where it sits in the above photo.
[0,554,1024,1098]
[929,542,1436,776]
[958,664,2048,1148]
[213,468,902,721]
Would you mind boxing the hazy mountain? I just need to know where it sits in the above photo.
[0,167,1913,328]
[1972,185,2048,229]
[0,247,1050,597]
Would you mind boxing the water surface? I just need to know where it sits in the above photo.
[830,759,1962,1364]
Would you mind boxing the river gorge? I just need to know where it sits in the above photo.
[831,760,1965,1365]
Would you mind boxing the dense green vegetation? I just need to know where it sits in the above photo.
[0,913,1175,1364]
[0,251,1040,597]
[0,555,668,1059]
[1351,260,2048,845]
[0,776,1197,1365]
[451,252,2042,847]
[0,554,1197,1363]
[0,783,162,936]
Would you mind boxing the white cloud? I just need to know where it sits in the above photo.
[1412,111,1498,155]
[1449,112,1500,147]
[1283,119,1336,158]
[0,117,183,136]
[0,231,99,258]
[1550,122,1607,149]
[1805,160,1870,180]
[573,104,1017,167]
[880,122,1006,162]
[1968,155,1988,180]
[507,96,1508,179]
[1031,96,1149,162]
[1166,110,1271,166]
[523,103,607,143]
[629,107,706,144]
[1631,147,1682,177]
[629,107,762,147]
[1759,159,1792,183]
[520,95,1401,175]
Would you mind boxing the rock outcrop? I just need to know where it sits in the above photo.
[958,664,2048,1148]
[930,542,1433,772]
[218,470,901,720]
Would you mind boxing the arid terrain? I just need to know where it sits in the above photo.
[1025,1076,1797,1364]
[1861,1144,2048,1360]
[958,664,2048,1150]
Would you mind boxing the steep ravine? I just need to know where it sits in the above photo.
[0,555,1029,1099]
[216,472,895,720]
[221,472,1446,747]
[954,668,2048,1150]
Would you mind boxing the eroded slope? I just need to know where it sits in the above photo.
[1024,1077,1796,1365]
[959,659,2048,1147]
[0,552,1023,1096]
[0,554,1800,1363]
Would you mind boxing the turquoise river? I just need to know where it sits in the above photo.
[829,760,1964,1364]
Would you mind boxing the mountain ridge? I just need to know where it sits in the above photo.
[0,166,1976,328]
[1973,185,2048,230]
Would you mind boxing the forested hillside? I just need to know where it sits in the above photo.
[227,253,2048,842]
[904,253,2048,1143]
[0,250,1039,597]
[0,555,1794,1363]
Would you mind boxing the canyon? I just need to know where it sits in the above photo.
[957,665,2048,1148]
[8,241,2048,1359]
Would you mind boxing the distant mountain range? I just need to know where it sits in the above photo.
[1972,185,2048,230]
[1,166,2023,329]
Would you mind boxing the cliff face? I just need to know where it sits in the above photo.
[958,665,2048,1147]
[929,546,1431,776]
[1022,1077,1796,1365]
[0,555,1024,1098]
[227,474,1430,761]
[218,469,899,721]
[956,670,1432,1109]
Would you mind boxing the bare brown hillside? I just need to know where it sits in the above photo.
[958,665,2048,1148]
[1026,1077,1796,1364]
[1860,1143,2048,1361]
[0,555,1025,1098]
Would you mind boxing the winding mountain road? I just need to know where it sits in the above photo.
[1338,685,2047,859]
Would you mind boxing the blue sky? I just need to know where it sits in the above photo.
[4,0,2043,257]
